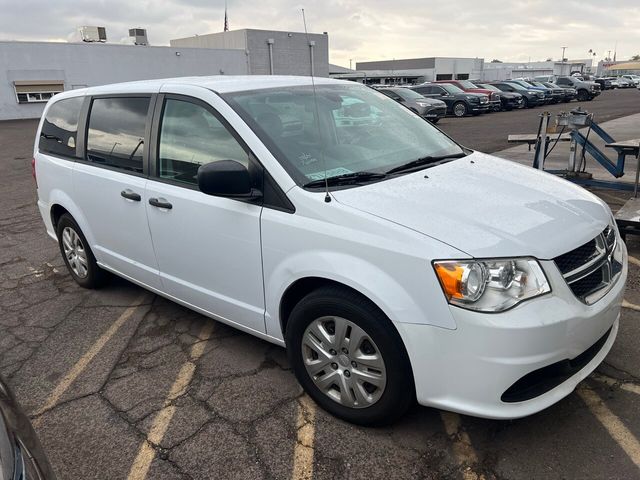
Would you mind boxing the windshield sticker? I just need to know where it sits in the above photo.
[306,167,353,181]
[298,152,318,166]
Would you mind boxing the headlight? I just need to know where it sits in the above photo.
[466,95,478,101]
[527,90,537,94]
[433,258,550,312]
[415,101,429,107]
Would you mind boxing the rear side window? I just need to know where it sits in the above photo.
[86,97,150,173]
[39,97,84,158]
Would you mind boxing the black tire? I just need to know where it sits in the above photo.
[285,286,414,426]
[452,101,468,117]
[522,97,530,108]
[56,213,107,289]
[430,118,440,124]
[576,89,589,102]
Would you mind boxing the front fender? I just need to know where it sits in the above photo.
[264,250,457,341]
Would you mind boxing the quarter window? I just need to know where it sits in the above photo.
[86,97,150,173]
[39,97,84,158]
[158,98,249,185]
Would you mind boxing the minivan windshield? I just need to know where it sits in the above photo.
[225,84,464,187]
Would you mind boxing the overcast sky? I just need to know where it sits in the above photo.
[1,0,638,67]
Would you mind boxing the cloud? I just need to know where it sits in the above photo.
[0,0,638,67]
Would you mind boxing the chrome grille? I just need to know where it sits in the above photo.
[554,226,622,304]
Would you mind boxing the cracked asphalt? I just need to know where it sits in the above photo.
[1,117,640,480]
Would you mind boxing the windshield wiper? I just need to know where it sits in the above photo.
[385,152,467,175]
[303,171,388,188]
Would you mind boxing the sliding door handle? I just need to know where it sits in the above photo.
[148,197,173,209]
[121,189,141,201]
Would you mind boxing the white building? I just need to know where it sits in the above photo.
[482,59,594,81]
[353,57,485,85]
[170,29,329,77]
[0,28,330,121]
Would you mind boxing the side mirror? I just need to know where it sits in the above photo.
[197,160,261,199]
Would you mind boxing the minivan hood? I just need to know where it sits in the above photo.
[332,152,610,259]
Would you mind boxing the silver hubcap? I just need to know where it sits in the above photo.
[62,227,88,278]
[302,316,386,409]
[454,104,466,116]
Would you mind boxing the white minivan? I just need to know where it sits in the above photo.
[34,76,627,425]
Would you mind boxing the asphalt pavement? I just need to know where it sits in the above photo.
[1,97,640,480]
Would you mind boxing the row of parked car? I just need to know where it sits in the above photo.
[372,75,604,121]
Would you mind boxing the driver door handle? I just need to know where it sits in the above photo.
[148,197,173,210]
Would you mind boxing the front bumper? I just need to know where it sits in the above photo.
[397,248,627,419]
[422,107,446,120]
[470,103,490,113]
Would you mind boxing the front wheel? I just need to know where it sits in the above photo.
[430,118,440,124]
[56,213,107,289]
[453,102,468,117]
[576,89,589,101]
[522,97,530,108]
[286,286,414,426]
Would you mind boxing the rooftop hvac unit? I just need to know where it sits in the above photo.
[129,28,149,46]
[80,26,107,43]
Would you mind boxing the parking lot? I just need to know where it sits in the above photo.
[2,97,640,480]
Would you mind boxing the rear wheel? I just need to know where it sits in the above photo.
[56,214,107,289]
[453,102,468,117]
[286,286,414,426]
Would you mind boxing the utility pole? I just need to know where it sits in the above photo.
[349,59,353,70]
[561,46,567,62]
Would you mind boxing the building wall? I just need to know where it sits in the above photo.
[170,30,248,50]
[354,57,485,84]
[170,29,330,77]
[0,41,248,120]
[246,29,329,77]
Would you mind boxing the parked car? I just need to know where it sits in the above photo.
[377,87,447,123]
[410,83,490,117]
[615,77,634,88]
[528,80,565,103]
[508,80,554,104]
[594,77,613,90]
[621,74,640,87]
[0,376,56,479]
[432,80,501,112]
[488,81,545,108]
[555,76,601,100]
[34,76,627,426]
[541,82,576,103]
[474,83,524,110]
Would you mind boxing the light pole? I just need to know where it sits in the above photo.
[349,59,353,70]
[561,46,567,62]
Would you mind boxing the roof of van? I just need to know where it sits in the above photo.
[57,75,348,98]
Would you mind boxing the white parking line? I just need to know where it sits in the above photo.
[628,255,640,268]
[440,411,485,480]
[622,300,640,312]
[291,395,316,480]
[127,322,214,480]
[33,295,147,420]
[578,386,640,469]
[593,373,640,396]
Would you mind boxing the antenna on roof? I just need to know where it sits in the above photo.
[301,8,331,203]
[224,0,229,32]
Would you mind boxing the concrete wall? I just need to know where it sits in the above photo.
[170,29,330,77]
[246,29,328,77]
[0,41,248,120]
[171,30,248,50]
